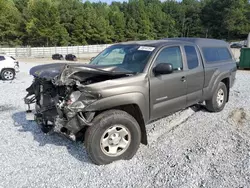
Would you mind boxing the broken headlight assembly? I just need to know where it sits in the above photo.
[62,90,100,119]
[68,90,100,105]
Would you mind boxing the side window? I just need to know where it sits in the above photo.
[203,48,219,62]
[155,46,183,70]
[184,46,199,69]
[203,47,232,63]
[0,56,5,61]
[217,48,232,60]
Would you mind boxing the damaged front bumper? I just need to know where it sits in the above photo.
[24,63,131,139]
[24,79,97,139]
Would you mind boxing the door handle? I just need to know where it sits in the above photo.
[181,76,186,82]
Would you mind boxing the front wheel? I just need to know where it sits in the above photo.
[206,82,227,112]
[84,110,141,165]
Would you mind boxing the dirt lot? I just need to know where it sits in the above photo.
[0,61,250,188]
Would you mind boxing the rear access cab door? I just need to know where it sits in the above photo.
[149,44,204,121]
[183,45,205,106]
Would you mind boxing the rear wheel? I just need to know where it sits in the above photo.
[84,110,141,165]
[1,69,15,80]
[206,82,227,112]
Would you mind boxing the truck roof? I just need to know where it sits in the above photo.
[164,38,229,48]
[118,38,229,48]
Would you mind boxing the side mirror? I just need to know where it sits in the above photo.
[153,63,173,75]
[90,57,95,61]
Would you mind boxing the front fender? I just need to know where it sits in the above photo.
[85,92,149,123]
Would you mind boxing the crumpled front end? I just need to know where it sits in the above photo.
[24,64,131,139]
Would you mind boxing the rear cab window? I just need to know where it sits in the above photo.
[184,46,199,69]
[202,47,232,63]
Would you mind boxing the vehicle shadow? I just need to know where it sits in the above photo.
[190,104,208,112]
[12,111,91,164]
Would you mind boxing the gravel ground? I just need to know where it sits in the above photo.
[0,62,250,188]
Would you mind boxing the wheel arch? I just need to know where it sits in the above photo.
[204,71,230,101]
[1,68,15,73]
[85,93,149,145]
[111,104,147,145]
[221,77,230,102]
[92,104,148,145]
[85,92,149,145]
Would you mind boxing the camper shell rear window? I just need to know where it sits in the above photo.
[202,47,232,63]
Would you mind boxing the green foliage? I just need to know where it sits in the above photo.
[109,5,125,42]
[0,0,22,46]
[0,0,249,47]
[224,0,250,38]
[26,0,69,46]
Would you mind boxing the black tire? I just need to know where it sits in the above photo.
[1,69,15,80]
[205,82,227,112]
[84,110,141,165]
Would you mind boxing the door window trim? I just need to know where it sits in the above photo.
[148,45,186,76]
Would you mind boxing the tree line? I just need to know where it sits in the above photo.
[1,0,250,47]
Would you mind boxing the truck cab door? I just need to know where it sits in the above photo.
[183,45,205,106]
[149,46,187,120]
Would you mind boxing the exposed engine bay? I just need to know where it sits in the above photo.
[24,63,132,140]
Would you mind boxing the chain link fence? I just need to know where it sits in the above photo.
[0,44,112,58]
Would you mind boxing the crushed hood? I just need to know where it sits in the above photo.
[30,63,71,80]
[30,63,134,84]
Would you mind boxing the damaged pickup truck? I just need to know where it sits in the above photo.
[25,38,237,165]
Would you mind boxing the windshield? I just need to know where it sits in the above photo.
[89,45,155,73]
